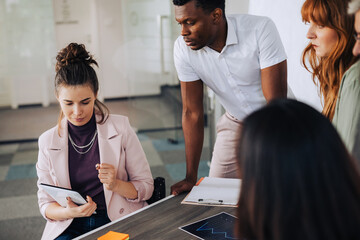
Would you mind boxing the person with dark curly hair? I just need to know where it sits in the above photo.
[171,0,288,195]
[36,43,154,240]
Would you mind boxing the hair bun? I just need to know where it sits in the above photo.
[55,43,98,72]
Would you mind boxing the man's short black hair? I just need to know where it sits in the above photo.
[173,0,225,15]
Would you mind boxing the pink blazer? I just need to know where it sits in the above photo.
[36,114,154,240]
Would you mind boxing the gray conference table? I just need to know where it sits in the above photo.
[75,193,237,240]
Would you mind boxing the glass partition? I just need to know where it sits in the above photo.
[0,0,56,108]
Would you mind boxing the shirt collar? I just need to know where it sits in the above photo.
[225,16,238,46]
[202,16,238,54]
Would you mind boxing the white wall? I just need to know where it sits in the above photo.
[0,0,179,108]
[0,0,56,108]
[0,0,10,106]
[94,0,127,98]
[52,0,100,101]
[226,0,249,14]
[115,0,176,96]
[53,0,176,99]
[53,0,95,51]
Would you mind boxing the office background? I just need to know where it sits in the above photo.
[0,0,320,239]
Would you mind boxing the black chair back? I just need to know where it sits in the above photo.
[146,177,165,205]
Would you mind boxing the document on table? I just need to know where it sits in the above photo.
[181,177,241,207]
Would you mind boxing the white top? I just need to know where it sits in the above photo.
[174,14,287,120]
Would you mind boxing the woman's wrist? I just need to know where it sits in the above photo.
[45,203,75,221]
[63,206,74,219]
[112,179,122,193]
[112,180,138,199]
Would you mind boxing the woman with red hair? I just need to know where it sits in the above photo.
[301,0,360,164]
[301,0,356,120]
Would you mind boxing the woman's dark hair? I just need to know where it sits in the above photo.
[237,99,360,240]
[55,43,109,135]
[173,0,225,16]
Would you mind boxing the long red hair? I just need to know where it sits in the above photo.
[301,0,355,120]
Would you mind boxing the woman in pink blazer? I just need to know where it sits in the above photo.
[36,43,154,240]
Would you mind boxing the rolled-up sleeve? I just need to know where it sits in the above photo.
[123,118,154,202]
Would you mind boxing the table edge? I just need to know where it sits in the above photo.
[73,195,175,240]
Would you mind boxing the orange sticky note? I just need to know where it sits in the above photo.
[97,231,129,240]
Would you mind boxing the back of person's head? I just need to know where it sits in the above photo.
[172,0,225,15]
[301,0,355,120]
[237,99,360,240]
[55,43,108,132]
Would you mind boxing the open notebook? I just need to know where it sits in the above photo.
[181,177,241,207]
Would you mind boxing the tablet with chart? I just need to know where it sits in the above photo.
[179,212,239,240]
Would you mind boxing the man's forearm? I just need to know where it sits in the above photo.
[182,112,204,183]
[261,60,288,101]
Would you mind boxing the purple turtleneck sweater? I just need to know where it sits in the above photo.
[68,114,106,210]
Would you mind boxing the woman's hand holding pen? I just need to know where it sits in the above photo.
[65,196,97,218]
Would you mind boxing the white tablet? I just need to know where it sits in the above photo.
[39,183,87,207]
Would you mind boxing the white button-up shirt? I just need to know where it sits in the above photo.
[174,14,287,120]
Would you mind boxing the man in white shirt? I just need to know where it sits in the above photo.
[171,0,287,195]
